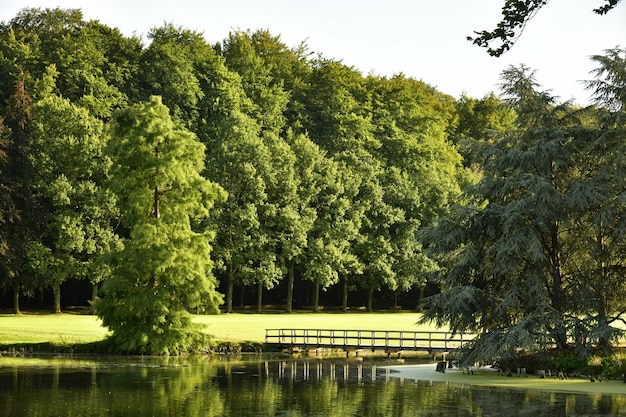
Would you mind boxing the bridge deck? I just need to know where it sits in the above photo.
[265,329,472,353]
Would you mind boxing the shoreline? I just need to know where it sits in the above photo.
[380,363,626,396]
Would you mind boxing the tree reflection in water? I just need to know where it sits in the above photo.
[1,357,625,416]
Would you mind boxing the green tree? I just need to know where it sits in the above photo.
[265,133,314,312]
[0,73,37,314]
[419,66,572,358]
[1,8,127,118]
[28,89,119,313]
[571,48,626,348]
[420,61,626,364]
[94,96,225,354]
[218,29,311,133]
[362,74,462,311]
[220,30,290,134]
[454,93,517,142]
[469,0,622,56]
[138,24,207,128]
[204,104,279,314]
[290,132,362,312]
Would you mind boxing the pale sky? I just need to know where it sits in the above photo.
[1,0,625,104]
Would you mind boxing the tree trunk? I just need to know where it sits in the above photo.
[313,276,320,312]
[367,286,374,312]
[226,266,234,313]
[153,187,160,219]
[286,260,294,313]
[342,277,348,312]
[257,281,263,314]
[53,282,61,313]
[38,287,44,309]
[393,292,399,313]
[418,286,425,312]
[13,284,21,315]
[90,282,99,313]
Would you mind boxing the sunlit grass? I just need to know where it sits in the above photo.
[0,311,441,346]
[194,311,444,343]
[0,313,110,346]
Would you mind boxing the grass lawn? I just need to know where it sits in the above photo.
[0,310,436,346]
[0,312,110,346]
[195,310,440,343]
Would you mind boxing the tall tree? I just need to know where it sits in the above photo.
[138,24,207,128]
[420,61,626,365]
[289,132,362,312]
[94,96,225,354]
[28,85,119,313]
[220,30,290,134]
[1,8,127,118]
[362,74,463,311]
[0,73,37,314]
[571,48,626,349]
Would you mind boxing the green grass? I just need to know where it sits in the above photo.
[0,311,440,346]
[195,311,443,343]
[0,312,110,346]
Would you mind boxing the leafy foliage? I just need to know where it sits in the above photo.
[94,97,225,354]
[469,0,622,56]
[421,55,626,365]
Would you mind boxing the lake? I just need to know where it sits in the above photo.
[1,355,626,416]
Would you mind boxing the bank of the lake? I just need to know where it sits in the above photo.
[383,363,626,396]
[2,311,626,398]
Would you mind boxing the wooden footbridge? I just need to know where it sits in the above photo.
[265,329,473,357]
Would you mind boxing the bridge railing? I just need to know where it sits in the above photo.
[264,329,472,352]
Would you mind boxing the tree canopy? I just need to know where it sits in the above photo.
[2,7,624,357]
[93,96,225,354]
[420,49,626,365]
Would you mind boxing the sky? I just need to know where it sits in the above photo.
[1,0,624,104]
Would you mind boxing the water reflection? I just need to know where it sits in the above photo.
[1,356,625,416]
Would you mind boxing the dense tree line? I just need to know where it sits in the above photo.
[0,8,624,357]
[0,8,465,352]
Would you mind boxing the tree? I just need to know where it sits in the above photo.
[138,24,207,128]
[420,57,626,364]
[28,87,119,313]
[454,93,517,143]
[204,103,280,314]
[420,65,583,362]
[362,74,463,311]
[220,30,290,134]
[0,113,10,306]
[264,133,314,313]
[289,132,362,312]
[572,48,626,349]
[0,73,37,314]
[469,0,622,56]
[1,8,127,118]
[94,96,225,354]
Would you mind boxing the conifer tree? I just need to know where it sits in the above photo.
[95,96,225,354]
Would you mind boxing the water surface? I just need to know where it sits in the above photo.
[1,356,625,416]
